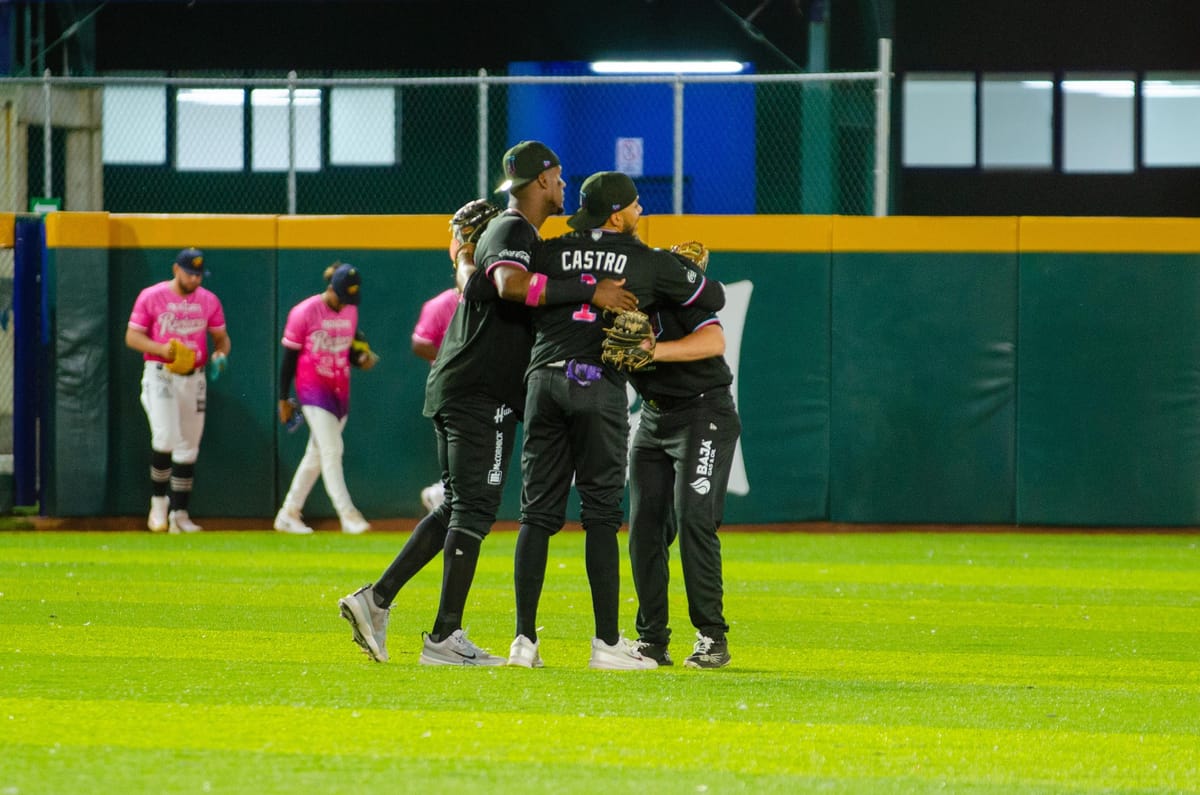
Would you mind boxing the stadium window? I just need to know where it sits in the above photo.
[1062,73,1135,173]
[102,85,167,165]
[250,88,322,172]
[981,74,1053,169]
[1142,72,1200,167]
[902,73,976,167]
[176,88,245,171]
[330,87,398,166]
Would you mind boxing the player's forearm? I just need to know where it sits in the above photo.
[652,325,725,363]
[125,328,169,358]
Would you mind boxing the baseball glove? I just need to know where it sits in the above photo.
[670,240,710,272]
[350,330,379,369]
[165,339,196,375]
[601,310,656,372]
[451,199,503,246]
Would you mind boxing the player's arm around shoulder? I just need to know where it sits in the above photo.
[651,321,725,363]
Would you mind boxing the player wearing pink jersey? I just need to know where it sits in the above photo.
[411,286,461,512]
[274,263,377,535]
[125,247,231,533]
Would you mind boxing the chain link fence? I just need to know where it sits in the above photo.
[0,62,890,218]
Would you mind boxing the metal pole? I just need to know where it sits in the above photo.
[478,68,489,199]
[287,70,297,215]
[873,38,892,217]
[42,69,52,199]
[673,76,684,214]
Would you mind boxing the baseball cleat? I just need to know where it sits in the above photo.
[684,632,731,669]
[507,634,544,668]
[419,629,506,666]
[340,510,371,535]
[635,639,673,666]
[273,507,313,535]
[589,635,658,671]
[338,585,389,662]
[168,510,202,533]
[147,496,169,533]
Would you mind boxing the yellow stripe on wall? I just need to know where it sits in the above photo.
[109,214,278,249]
[1020,217,1200,253]
[44,212,110,248]
[833,216,1019,252]
[278,215,448,249]
[0,213,15,247]
[646,215,831,252]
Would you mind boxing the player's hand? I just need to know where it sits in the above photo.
[591,279,638,313]
[278,399,295,425]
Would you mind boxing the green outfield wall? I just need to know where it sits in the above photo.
[32,213,1200,526]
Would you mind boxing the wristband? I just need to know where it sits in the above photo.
[525,273,548,307]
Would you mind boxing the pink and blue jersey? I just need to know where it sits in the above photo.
[127,281,226,367]
[283,294,358,419]
[411,287,460,351]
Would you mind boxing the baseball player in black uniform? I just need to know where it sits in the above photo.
[626,301,739,669]
[339,142,634,666]
[497,170,726,670]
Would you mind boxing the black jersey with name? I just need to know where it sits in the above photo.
[526,228,725,373]
[423,211,536,418]
[629,305,733,403]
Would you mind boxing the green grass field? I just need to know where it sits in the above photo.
[1,528,1197,794]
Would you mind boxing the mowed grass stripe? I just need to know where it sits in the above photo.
[2,530,1197,794]
[3,696,1196,791]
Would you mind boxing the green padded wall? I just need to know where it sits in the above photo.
[831,251,1017,522]
[44,247,110,516]
[1018,253,1200,525]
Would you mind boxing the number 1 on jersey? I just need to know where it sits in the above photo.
[572,273,598,322]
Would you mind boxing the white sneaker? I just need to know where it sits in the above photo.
[589,635,658,671]
[420,482,445,512]
[337,584,389,662]
[419,629,506,666]
[340,510,371,535]
[507,634,544,668]
[168,510,202,534]
[273,507,313,535]
[147,496,169,533]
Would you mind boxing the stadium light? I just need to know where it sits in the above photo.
[589,60,747,75]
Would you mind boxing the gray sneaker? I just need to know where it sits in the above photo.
[419,629,506,666]
[684,632,730,669]
[338,585,389,662]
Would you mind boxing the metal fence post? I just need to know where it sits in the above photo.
[477,68,489,199]
[42,69,52,200]
[873,38,892,217]
[287,70,297,215]
[673,76,684,215]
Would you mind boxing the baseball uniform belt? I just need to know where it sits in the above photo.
[643,385,730,413]
[154,362,201,376]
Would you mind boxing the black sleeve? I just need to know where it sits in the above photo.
[690,277,726,312]
[546,278,595,305]
[278,347,299,400]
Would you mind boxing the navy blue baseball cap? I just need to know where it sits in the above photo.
[330,263,362,305]
[175,247,209,276]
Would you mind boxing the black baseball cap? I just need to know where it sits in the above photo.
[567,171,639,231]
[495,140,561,193]
[175,247,209,276]
[330,263,362,305]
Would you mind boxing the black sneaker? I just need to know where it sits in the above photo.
[636,640,673,666]
[684,632,730,669]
